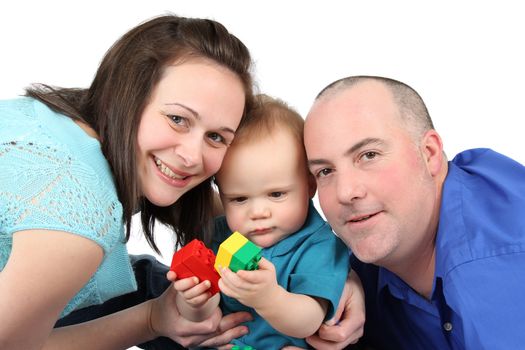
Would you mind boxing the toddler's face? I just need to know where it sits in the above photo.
[216,129,313,248]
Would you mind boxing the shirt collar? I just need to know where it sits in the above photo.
[268,201,326,257]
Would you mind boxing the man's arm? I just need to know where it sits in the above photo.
[306,270,366,349]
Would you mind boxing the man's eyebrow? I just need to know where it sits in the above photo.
[345,137,384,156]
[307,137,384,168]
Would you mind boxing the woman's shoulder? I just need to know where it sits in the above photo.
[0,97,123,252]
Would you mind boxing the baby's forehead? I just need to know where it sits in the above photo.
[238,116,303,142]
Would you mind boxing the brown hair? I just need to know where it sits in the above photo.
[25,14,254,251]
[231,94,304,150]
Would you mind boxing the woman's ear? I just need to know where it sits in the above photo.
[421,129,445,177]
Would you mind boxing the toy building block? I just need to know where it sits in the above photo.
[232,346,255,350]
[215,231,262,276]
[170,239,221,295]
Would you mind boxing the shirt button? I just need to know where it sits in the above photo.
[443,322,453,332]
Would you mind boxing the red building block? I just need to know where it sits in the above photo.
[170,239,221,295]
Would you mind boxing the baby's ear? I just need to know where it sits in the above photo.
[308,172,317,198]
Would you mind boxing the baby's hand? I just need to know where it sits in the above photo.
[173,275,214,308]
[218,257,279,309]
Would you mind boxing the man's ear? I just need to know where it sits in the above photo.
[421,129,445,176]
[307,172,317,198]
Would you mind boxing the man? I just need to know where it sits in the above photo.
[304,76,525,349]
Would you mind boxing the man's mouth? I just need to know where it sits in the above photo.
[349,212,379,223]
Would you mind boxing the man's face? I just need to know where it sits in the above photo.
[304,81,438,267]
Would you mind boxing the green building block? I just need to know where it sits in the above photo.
[228,240,262,272]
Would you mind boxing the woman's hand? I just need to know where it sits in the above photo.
[305,270,365,349]
[148,271,252,348]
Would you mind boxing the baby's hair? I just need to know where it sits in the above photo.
[232,94,304,149]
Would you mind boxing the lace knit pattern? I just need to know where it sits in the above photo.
[0,98,136,316]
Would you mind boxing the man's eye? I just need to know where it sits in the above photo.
[317,168,332,178]
[362,151,378,160]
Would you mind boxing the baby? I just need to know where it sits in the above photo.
[174,94,349,348]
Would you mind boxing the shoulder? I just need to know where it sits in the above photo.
[437,148,525,274]
[0,99,123,252]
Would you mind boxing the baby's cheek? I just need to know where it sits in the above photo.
[208,149,229,175]
[225,209,245,232]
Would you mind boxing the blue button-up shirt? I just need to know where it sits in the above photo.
[352,149,525,349]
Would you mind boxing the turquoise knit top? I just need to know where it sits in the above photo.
[0,97,136,317]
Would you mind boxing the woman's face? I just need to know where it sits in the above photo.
[137,59,246,207]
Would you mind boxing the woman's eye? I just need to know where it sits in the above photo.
[168,115,187,126]
[208,132,225,144]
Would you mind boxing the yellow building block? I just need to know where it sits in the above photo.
[215,231,248,275]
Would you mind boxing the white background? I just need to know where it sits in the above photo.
[1,1,523,345]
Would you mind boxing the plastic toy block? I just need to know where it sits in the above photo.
[231,346,255,350]
[214,231,247,272]
[229,242,261,272]
[170,239,221,295]
[215,231,262,275]
[214,248,233,272]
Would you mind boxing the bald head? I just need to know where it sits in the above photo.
[312,76,434,140]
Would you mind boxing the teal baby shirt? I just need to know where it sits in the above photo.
[0,97,136,317]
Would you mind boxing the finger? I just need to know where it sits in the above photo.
[218,311,253,330]
[216,345,234,350]
[234,269,264,284]
[255,257,273,271]
[166,270,177,281]
[198,325,249,348]
[186,291,212,307]
[306,332,356,350]
[173,276,199,292]
[198,311,252,348]
[183,280,212,299]
[220,267,245,289]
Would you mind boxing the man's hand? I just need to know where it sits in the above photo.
[306,270,365,349]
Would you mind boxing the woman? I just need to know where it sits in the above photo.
[0,14,254,349]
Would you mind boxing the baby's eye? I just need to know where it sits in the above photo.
[269,192,284,198]
[232,197,247,203]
